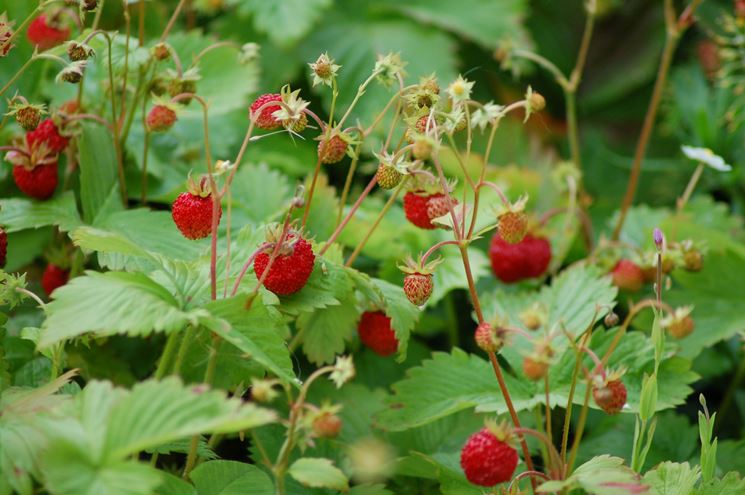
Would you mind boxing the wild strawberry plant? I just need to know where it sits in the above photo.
[1,0,745,494]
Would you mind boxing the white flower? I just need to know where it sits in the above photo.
[329,355,355,388]
[681,146,732,172]
[471,101,504,130]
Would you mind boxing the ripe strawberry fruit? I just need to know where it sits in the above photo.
[146,104,177,132]
[489,233,551,283]
[0,227,7,268]
[13,162,58,200]
[171,177,222,240]
[253,231,315,295]
[592,377,627,415]
[27,118,69,153]
[611,259,644,292]
[249,93,282,130]
[41,263,69,297]
[317,133,348,164]
[357,311,398,356]
[460,423,518,487]
[27,15,70,51]
[403,192,447,230]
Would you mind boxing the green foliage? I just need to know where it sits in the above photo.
[538,455,642,494]
[287,457,349,491]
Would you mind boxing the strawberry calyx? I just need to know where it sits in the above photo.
[262,226,309,257]
[398,254,442,276]
[271,84,310,130]
[6,138,56,170]
[185,174,214,198]
[483,419,515,445]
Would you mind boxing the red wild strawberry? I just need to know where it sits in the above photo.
[498,211,528,244]
[27,15,70,51]
[403,192,447,230]
[474,322,504,353]
[253,230,315,295]
[592,375,627,415]
[611,259,644,292]
[13,161,58,200]
[357,311,398,356]
[0,227,7,268]
[146,104,177,132]
[460,422,518,487]
[41,263,69,296]
[317,133,348,164]
[249,93,282,130]
[399,255,442,306]
[27,119,69,153]
[171,177,222,240]
[426,195,457,224]
[489,233,551,283]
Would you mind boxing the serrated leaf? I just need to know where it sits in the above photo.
[370,278,420,361]
[78,122,120,223]
[228,163,292,227]
[202,296,296,385]
[538,455,642,495]
[375,0,528,49]
[694,472,745,495]
[299,291,361,365]
[666,249,745,359]
[644,462,700,495]
[39,271,208,348]
[280,259,352,314]
[157,472,197,495]
[0,192,82,233]
[234,0,331,47]
[288,457,349,491]
[190,460,273,495]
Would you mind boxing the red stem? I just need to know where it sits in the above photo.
[318,176,377,256]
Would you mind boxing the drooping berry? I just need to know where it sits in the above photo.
[171,179,222,240]
[460,424,518,487]
[253,231,315,295]
[13,162,58,200]
[41,263,69,297]
[249,93,282,130]
[12,104,44,131]
[357,311,398,356]
[403,192,446,230]
[27,15,70,51]
[610,259,644,292]
[376,163,403,190]
[27,119,69,153]
[489,232,551,283]
[317,133,348,164]
[498,211,528,244]
[662,307,695,339]
[399,255,442,307]
[592,377,627,415]
[146,104,177,132]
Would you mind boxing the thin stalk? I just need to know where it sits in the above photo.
[344,181,405,266]
[336,143,362,226]
[160,0,187,42]
[138,0,145,46]
[319,176,378,256]
[560,328,592,464]
[16,287,45,308]
[153,331,180,379]
[565,91,580,169]
[140,127,150,203]
[336,70,381,128]
[301,155,323,228]
[567,384,593,473]
[172,325,195,375]
[677,163,704,211]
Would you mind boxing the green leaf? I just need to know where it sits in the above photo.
[375,0,528,49]
[77,122,120,223]
[39,271,208,348]
[280,259,353,315]
[694,472,745,495]
[365,276,420,361]
[538,455,643,495]
[643,462,700,495]
[228,163,292,228]
[0,192,82,233]
[157,472,197,495]
[299,290,361,365]
[287,457,349,491]
[667,249,745,358]
[191,460,273,495]
[234,0,332,47]
[203,296,296,385]
[42,444,162,495]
